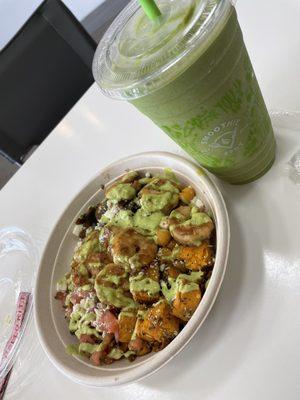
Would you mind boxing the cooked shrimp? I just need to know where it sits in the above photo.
[139,178,181,195]
[94,263,135,309]
[130,264,160,304]
[139,178,180,214]
[110,228,157,270]
[160,206,191,229]
[173,206,191,218]
[119,171,142,191]
[120,171,139,183]
[171,220,214,246]
[95,263,128,287]
[105,182,136,202]
[95,264,136,308]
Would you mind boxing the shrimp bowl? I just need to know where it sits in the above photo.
[34,152,230,387]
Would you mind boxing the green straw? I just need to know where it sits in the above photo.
[138,0,161,21]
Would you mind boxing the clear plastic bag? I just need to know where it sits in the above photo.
[0,227,43,398]
[269,110,300,185]
[270,109,300,130]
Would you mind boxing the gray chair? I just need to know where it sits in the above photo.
[82,0,130,44]
[0,0,96,165]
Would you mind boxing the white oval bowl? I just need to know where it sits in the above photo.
[34,152,230,387]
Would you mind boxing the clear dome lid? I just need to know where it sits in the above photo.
[0,227,39,394]
[93,0,230,100]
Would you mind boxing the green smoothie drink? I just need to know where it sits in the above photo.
[93,0,276,184]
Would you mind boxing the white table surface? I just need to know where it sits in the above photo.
[1,0,300,398]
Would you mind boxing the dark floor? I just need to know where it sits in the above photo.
[0,155,19,189]
[82,0,130,43]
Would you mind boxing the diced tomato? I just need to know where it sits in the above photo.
[70,290,92,305]
[102,333,114,347]
[128,337,143,352]
[96,310,119,342]
[89,334,114,366]
[101,333,114,357]
[89,267,100,277]
[64,306,73,319]
[70,292,83,304]
[55,291,67,303]
[90,351,101,366]
[103,357,114,365]
[73,273,88,287]
[80,334,96,344]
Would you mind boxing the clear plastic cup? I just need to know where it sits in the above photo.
[93,0,276,184]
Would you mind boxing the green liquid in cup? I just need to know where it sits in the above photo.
[94,0,276,184]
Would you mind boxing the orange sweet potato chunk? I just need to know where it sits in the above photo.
[136,300,180,344]
[171,289,201,322]
[178,241,214,270]
[118,312,137,343]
